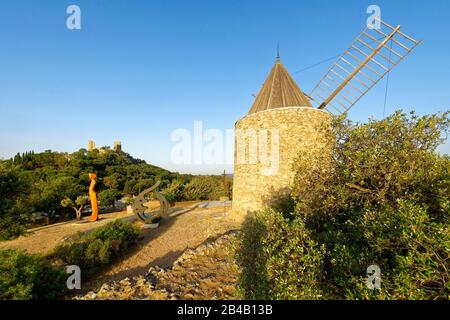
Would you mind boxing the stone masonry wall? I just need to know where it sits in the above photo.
[231,107,332,219]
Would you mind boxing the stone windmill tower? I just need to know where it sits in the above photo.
[232,18,420,218]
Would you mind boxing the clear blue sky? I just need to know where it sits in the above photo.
[0,0,449,174]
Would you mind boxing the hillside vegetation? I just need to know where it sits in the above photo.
[0,148,230,240]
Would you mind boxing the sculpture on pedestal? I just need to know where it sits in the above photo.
[89,173,99,222]
[131,180,169,224]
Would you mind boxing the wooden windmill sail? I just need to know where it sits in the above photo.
[309,18,421,114]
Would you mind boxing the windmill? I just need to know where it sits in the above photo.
[308,17,421,115]
[231,18,421,218]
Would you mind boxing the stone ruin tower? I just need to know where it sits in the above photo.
[114,140,122,153]
[231,56,332,218]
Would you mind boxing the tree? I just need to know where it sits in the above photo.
[31,175,84,217]
[103,173,122,190]
[61,195,90,220]
[123,180,131,195]
[98,189,121,208]
[0,162,32,240]
[132,178,154,195]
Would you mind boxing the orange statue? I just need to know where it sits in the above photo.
[89,173,99,222]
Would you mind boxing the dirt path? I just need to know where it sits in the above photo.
[80,206,241,293]
[0,201,202,255]
[0,210,134,255]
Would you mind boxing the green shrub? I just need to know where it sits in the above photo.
[162,191,178,204]
[269,193,296,220]
[183,176,231,200]
[236,209,325,300]
[162,179,185,202]
[160,176,233,202]
[92,219,139,253]
[0,249,67,300]
[316,199,449,300]
[54,220,139,276]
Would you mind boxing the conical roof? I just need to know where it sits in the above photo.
[248,58,312,114]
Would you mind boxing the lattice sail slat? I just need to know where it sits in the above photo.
[309,18,421,114]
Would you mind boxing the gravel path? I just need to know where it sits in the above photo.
[0,210,133,255]
[0,201,202,255]
[79,206,240,294]
[76,232,239,300]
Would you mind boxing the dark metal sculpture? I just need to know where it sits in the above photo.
[131,181,170,224]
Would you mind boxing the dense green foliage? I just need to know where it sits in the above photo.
[162,175,232,202]
[98,189,122,208]
[236,209,325,299]
[0,163,32,240]
[9,148,178,204]
[236,111,450,300]
[53,220,140,277]
[0,250,67,300]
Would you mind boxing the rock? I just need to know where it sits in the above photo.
[87,291,97,299]
[99,283,110,291]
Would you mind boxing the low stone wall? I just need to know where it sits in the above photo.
[231,107,332,219]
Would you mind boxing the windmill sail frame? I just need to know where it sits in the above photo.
[309,18,421,114]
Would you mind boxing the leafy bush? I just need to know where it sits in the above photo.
[162,191,178,204]
[268,193,296,220]
[236,209,325,299]
[183,176,230,201]
[331,199,450,299]
[162,179,185,202]
[0,208,29,241]
[54,220,139,276]
[0,249,67,300]
[236,111,450,300]
[91,219,140,253]
[292,111,450,299]
[160,176,232,202]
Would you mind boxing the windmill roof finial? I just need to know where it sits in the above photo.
[276,42,280,62]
